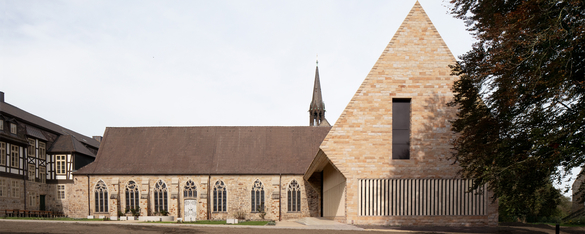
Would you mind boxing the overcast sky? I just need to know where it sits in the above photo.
[1,1,577,195]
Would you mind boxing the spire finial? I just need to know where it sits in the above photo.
[316,54,318,66]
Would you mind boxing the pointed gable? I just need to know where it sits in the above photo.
[318,2,459,179]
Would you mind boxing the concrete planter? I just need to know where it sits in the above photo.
[139,216,174,222]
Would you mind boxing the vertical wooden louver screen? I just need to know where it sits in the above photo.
[358,179,487,216]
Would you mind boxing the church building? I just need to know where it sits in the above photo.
[64,2,496,226]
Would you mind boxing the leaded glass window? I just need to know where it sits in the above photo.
[184,180,197,198]
[95,180,108,213]
[213,180,227,212]
[154,180,168,213]
[287,180,301,212]
[125,181,139,210]
[251,179,264,212]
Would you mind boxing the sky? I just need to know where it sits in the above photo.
[0,0,578,196]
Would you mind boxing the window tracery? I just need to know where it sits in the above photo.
[251,179,264,212]
[154,180,168,213]
[184,180,197,198]
[287,180,301,212]
[125,181,139,210]
[95,180,108,213]
[213,180,227,212]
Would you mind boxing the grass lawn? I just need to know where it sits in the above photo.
[2,217,104,221]
[179,220,269,225]
[235,221,270,225]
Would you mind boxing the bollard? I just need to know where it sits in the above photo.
[556,223,559,234]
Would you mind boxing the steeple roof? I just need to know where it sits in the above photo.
[309,63,325,112]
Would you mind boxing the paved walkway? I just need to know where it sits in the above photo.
[275,217,363,230]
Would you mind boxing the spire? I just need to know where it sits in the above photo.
[309,60,329,126]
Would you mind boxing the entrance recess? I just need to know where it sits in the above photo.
[184,199,197,221]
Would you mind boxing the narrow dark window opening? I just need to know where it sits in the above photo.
[392,98,411,159]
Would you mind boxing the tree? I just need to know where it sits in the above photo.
[448,0,585,218]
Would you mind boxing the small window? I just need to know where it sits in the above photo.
[39,166,46,184]
[0,179,6,197]
[287,180,301,212]
[183,180,197,198]
[213,180,227,212]
[10,123,17,134]
[11,180,19,198]
[56,155,66,174]
[29,192,37,207]
[154,180,168,213]
[28,138,35,158]
[57,185,66,199]
[28,164,35,182]
[38,142,46,160]
[0,142,5,166]
[10,145,19,168]
[125,181,139,210]
[0,119,3,130]
[94,181,108,212]
[392,98,411,159]
[251,179,264,212]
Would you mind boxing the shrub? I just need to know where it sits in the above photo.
[160,210,169,216]
[257,204,266,220]
[130,206,141,217]
[233,208,246,220]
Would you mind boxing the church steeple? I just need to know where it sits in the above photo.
[309,60,329,126]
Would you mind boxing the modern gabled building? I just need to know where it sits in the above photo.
[304,2,497,226]
[0,91,100,212]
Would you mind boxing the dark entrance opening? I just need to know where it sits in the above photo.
[40,195,46,211]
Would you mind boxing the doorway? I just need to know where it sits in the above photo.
[184,199,197,222]
[40,195,46,211]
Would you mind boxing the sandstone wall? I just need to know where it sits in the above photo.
[67,174,319,221]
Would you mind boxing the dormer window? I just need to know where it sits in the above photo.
[10,123,17,134]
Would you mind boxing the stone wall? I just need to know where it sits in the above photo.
[67,174,319,221]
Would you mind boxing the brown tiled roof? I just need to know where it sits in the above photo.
[49,135,96,157]
[75,126,331,175]
[0,102,100,148]
[26,125,48,141]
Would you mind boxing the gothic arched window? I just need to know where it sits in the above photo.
[251,179,264,212]
[287,180,301,212]
[154,180,168,213]
[184,180,197,198]
[95,180,109,213]
[213,180,227,212]
[125,181,139,210]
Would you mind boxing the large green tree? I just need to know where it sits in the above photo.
[448,0,585,218]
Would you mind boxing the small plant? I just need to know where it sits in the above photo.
[102,216,110,221]
[160,210,169,216]
[233,208,246,220]
[117,210,125,217]
[130,206,141,218]
[267,221,276,225]
[257,204,266,220]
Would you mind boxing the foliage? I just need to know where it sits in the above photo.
[448,0,585,218]
[565,216,585,225]
[498,182,563,221]
[126,206,141,217]
[232,208,246,220]
[257,204,266,220]
[159,210,169,216]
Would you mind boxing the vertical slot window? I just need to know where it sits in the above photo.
[392,98,411,159]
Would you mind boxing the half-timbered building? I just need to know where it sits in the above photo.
[0,92,100,213]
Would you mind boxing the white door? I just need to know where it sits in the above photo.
[184,199,197,222]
